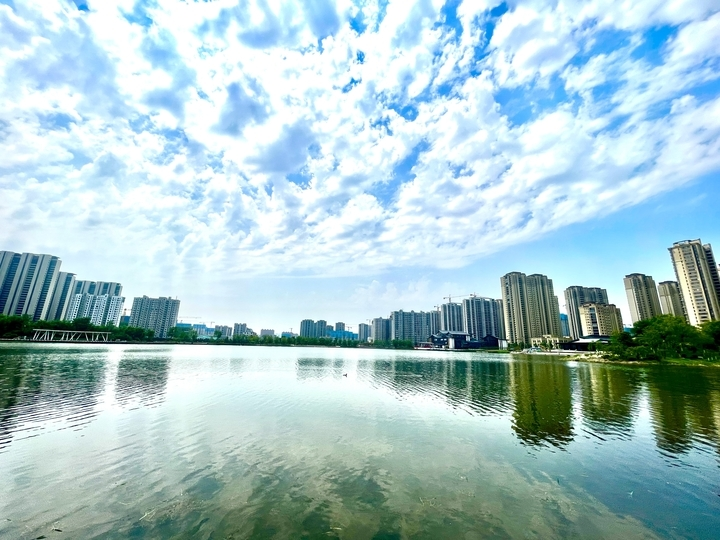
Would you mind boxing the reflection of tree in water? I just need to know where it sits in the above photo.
[646,366,720,456]
[510,361,573,448]
[576,364,642,437]
[369,359,513,418]
[0,349,106,452]
[115,356,170,408]
[296,357,345,380]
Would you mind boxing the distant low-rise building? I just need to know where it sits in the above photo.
[260,329,275,337]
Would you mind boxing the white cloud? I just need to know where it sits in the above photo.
[0,0,719,290]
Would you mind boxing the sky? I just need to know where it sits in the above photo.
[1,0,719,333]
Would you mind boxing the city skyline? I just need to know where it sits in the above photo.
[1,2,719,335]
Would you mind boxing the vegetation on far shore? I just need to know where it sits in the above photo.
[0,315,155,341]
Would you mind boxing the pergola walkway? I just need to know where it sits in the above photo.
[32,329,111,342]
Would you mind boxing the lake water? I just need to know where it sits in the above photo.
[0,344,719,539]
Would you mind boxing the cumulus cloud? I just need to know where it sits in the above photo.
[0,0,719,284]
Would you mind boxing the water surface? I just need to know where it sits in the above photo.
[0,344,719,539]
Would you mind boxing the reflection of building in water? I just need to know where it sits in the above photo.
[576,364,641,435]
[115,356,170,407]
[0,353,107,451]
[296,358,345,380]
[510,361,573,447]
[646,367,720,455]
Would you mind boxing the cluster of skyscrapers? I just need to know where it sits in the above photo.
[0,250,126,327]
[299,319,359,340]
[343,238,720,347]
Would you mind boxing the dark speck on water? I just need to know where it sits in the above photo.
[1,344,719,539]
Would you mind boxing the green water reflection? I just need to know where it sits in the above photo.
[0,345,719,539]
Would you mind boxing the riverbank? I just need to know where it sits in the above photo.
[513,351,720,367]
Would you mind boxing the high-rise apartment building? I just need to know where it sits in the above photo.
[560,313,570,337]
[623,273,662,323]
[46,271,77,321]
[234,322,251,336]
[315,320,328,338]
[658,281,686,320]
[390,310,438,344]
[129,296,180,338]
[299,319,315,337]
[0,252,61,321]
[501,272,561,344]
[371,317,391,342]
[358,323,371,342]
[335,322,345,332]
[440,302,463,332]
[579,303,623,337]
[669,239,720,325]
[215,325,233,339]
[563,286,609,339]
[73,280,123,297]
[65,293,125,326]
[461,296,504,340]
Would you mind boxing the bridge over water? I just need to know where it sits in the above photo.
[32,329,111,342]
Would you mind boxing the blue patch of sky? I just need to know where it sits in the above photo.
[349,12,367,34]
[356,50,365,64]
[567,28,630,68]
[286,168,313,188]
[122,0,154,27]
[370,116,393,136]
[630,25,676,66]
[0,1,15,10]
[342,77,362,93]
[489,2,508,18]
[70,150,92,168]
[686,78,720,104]
[370,140,430,204]
[494,74,571,126]
[69,0,89,11]
[129,114,153,133]
[437,0,463,43]
[373,0,389,32]
[308,143,322,159]
[38,112,76,130]
[451,163,473,178]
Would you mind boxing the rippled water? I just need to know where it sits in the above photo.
[1,345,719,539]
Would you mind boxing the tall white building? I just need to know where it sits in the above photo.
[658,281,686,320]
[501,272,561,344]
[440,302,463,332]
[462,296,504,340]
[371,317,391,342]
[46,271,77,321]
[65,293,125,326]
[669,239,720,325]
[0,252,61,321]
[358,323,371,342]
[129,296,180,338]
[563,286,609,339]
[73,280,123,297]
[234,322,251,336]
[624,273,662,323]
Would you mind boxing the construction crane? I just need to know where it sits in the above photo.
[442,293,477,303]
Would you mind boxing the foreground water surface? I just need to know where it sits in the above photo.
[0,344,719,539]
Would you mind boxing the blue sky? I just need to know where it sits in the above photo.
[1,0,719,332]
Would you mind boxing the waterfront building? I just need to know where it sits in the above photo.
[65,293,125,326]
[119,310,131,327]
[260,329,275,337]
[315,320,328,338]
[299,319,315,338]
[215,325,233,339]
[461,295,503,340]
[502,272,562,344]
[494,299,506,340]
[440,302,463,332]
[358,323,371,342]
[560,313,570,338]
[390,310,438,344]
[46,271,77,321]
[658,281,686,320]
[0,252,61,321]
[579,303,623,337]
[669,239,720,325]
[73,280,123,297]
[563,286,609,339]
[281,331,296,338]
[129,296,180,338]
[335,322,345,332]
[234,322,251,336]
[371,317,391,342]
[624,273,662,323]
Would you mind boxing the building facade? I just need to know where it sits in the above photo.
[390,310,438,344]
[73,280,123,297]
[502,272,562,344]
[65,293,125,326]
[658,281,686,320]
[440,302,463,332]
[46,271,77,321]
[461,295,504,340]
[623,273,662,323]
[234,322,252,336]
[335,322,345,332]
[358,323,371,342]
[563,286,609,339]
[0,252,62,321]
[669,239,720,325]
[215,325,233,339]
[579,303,623,337]
[371,317,391,342]
[129,296,180,338]
[260,329,275,337]
[560,313,570,338]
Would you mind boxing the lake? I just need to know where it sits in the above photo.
[0,344,719,539]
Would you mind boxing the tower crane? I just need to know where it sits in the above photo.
[442,293,477,303]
